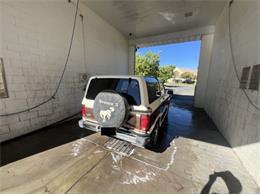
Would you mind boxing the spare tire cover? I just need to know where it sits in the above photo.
[93,91,128,128]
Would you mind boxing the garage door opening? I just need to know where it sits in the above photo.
[135,40,201,100]
[133,40,229,155]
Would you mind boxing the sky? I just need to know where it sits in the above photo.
[137,40,201,71]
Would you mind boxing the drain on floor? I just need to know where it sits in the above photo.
[104,138,134,156]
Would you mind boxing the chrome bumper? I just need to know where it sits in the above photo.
[78,119,150,147]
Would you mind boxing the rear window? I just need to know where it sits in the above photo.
[86,78,141,105]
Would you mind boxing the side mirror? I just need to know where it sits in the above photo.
[167,90,173,95]
[156,91,162,97]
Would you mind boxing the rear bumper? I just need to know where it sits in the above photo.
[78,119,150,147]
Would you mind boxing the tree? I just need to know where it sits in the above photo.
[181,72,196,80]
[159,65,176,83]
[135,51,160,77]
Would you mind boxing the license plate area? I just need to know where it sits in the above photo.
[101,127,116,136]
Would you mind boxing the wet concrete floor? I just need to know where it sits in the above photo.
[0,95,259,193]
[0,117,94,166]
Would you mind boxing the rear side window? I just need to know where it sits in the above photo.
[86,78,141,105]
[145,77,159,103]
[146,82,159,103]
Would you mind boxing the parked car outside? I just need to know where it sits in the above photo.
[183,79,195,84]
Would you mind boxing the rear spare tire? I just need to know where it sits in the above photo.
[93,91,128,128]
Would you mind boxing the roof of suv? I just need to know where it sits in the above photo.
[89,75,143,79]
[89,75,160,81]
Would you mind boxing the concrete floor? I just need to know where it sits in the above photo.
[0,117,94,166]
[0,95,259,193]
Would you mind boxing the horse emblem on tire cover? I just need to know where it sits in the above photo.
[100,107,115,122]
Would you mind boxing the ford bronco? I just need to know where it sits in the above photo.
[79,75,173,147]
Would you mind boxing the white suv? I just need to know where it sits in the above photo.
[79,75,173,147]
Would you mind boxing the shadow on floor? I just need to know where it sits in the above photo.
[0,118,94,166]
[149,95,230,153]
[201,171,242,194]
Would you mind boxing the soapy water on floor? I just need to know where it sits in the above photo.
[129,148,177,171]
[122,169,157,185]
[110,152,158,185]
[70,136,177,185]
[70,138,88,157]
[107,136,177,185]
[130,134,177,171]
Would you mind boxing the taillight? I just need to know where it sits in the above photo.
[140,114,150,132]
[82,105,95,120]
[82,105,87,119]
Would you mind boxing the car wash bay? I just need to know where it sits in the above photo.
[0,0,260,193]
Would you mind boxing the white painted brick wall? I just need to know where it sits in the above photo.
[0,0,128,142]
[194,34,214,108]
[205,1,260,187]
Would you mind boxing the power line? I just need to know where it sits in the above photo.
[0,0,80,117]
[228,0,260,112]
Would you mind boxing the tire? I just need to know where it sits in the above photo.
[93,91,129,128]
[162,106,169,127]
[164,112,168,123]
[163,111,168,126]
[150,123,159,146]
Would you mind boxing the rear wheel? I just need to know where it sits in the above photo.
[162,106,169,129]
[150,123,159,146]
[164,111,168,124]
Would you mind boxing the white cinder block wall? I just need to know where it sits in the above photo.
[0,0,128,142]
[205,1,260,186]
[194,34,214,108]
